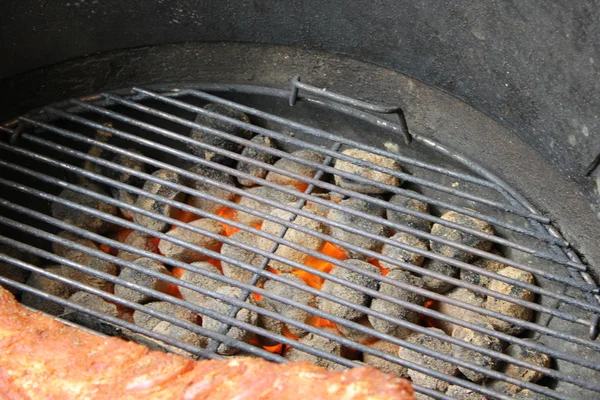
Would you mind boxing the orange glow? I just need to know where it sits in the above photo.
[249,335,260,346]
[295,182,309,192]
[263,343,284,354]
[369,258,389,276]
[423,300,438,328]
[206,258,223,273]
[306,315,337,329]
[281,324,300,341]
[293,242,348,289]
[150,237,161,250]
[172,267,185,279]
[117,228,134,243]
[215,204,241,237]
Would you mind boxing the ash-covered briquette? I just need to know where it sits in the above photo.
[60,252,118,293]
[429,211,494,262]
[0,245,39,296]
[133,300,198,331]
[151,320,209,357]
[186,164,237,214]
[368,269,425,338]
[256,301,283,346]
[258,207,326,273]
[485,266,535,335]
[117,231,158,262]
[420,258,459,293]
[114,258,172,304]
[236,186,299,227]
[265,149,325,189]
[397,328,459,392]
[327,198,389,258]
[435,287,486,335]
[259,273,316,338]
[317,260,381,321]
[64,291,131,328]
[380,232,428,270]
[333,148,402,194]
[105,150,147,220]
[451,320,503,383]
[485,340,551,395]
[337,315,376,343]
[177,262,226,308]
[221,230,265,284]
[51,183,118,234]
[52,231,97,258]
[237,135,279,187]
[460,249,506,288]
[20,265,72,315]
[79,126,113,182]
[132,169,187,233]
[188,103,253,166]
[444,385,488,400]
[386,194,432,233]
[285,329,346,371]
[158,219,224,263]
[201,285,258,355]
[362,340,407,378]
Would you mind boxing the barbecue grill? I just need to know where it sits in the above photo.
[1,69,599,400]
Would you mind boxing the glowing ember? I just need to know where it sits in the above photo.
[263,343,284,354]
[369,258,389,276]
[293,242,347,289]
[216,205,240,237]
[423,300,438,328]
[306,315,337,329]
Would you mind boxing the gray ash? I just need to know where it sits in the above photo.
[451,320,503,382]
[236,186,299,226]
[177,262,226,308]
[333,148,401,194]
[60,252,118,293]
[237,135,279,187]
[429,211,494,262]
[20,265,72,315]
[52,231,97,258]
[151,320,208,357]
[186,165,236,214]
[460,249,507,288]
[445,386,487,400]
[105,150,147,219]
[380,232,428,270]
[117,231,158,263]
[420,258,459,293]
[265,149,325,188]
[435,287,486,335]
[64,291,131,329]
[221,230,265,284]
[114,258,171,304]
[133,300,198,331]
[285,329,346,371]
[157,219,224,263]
[387,194,432,233]
[363,340,407,378]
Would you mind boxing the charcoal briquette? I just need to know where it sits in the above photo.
[114,258,172,304]
[237,135,279,187]
[333,148,402,194]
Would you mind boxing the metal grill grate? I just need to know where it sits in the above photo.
[0,78,599,399]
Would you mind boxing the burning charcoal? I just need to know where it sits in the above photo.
[114,258,172,304]
[363,340,407,378]
[259,273,315,338]
[51,183,118,234]
[435,287,486,335]
[445,386,487,400]
[105,150,147,219]
[152,321,208,356]
[451,320,503,382]
[429,211,494,262]
[327,198,389,258]
[461,249,506,288]
[387,194,432,233]
[0,245,39,296]
[256,301,283,345]
[52,231,97,258]
[337,315,376,343]
[158,219,224,263]
[421,258,459,293]
[517,389,553,400]
[258,208,327,273]
[333,148,401,194]
[237,186,299,226]
[201,286,258,355]
[178,262,226,307]
[369,269,425,338]
[60,252,118,292]
[79,126,113,182]
[318,260,380,321]
[117,231,158,262]
[285,330,346,371]
[397,328,459,392]
[187,164,236,214]
[485,340,551,395]
[265,149,325,190]
[20,265,72,315]
[485,267,535,335]
[237,135,279,187]
[380,232,428,270]
[221,230,265,284]
[133,169,187,233]
[302,193,336,218]
[133,300,198,331]
[65,291,130,328]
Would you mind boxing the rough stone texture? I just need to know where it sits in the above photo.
[189,103,253,166]
[363,340,407,378]
[65,291,127,328]
[318,260,380,321]
[517,389,554,400]
[258,208,326,272]
[451,320,503,382]
[327,198,388,258]
[60,253,118,293]
[158,219,224,263]
[237,135,279,187]
[117,231,158,262]
[265,149,325,189]
[380,232,428,270]
[0,245,39,296]
[201,286,258,355]
[114,258,172,304]
[20,265,72,315]
[333,148,401,194]
[387,194,432,233]
[285,330,346,371]
[398,328,459,392]
[221,230,265,284]
[151,320,208,357]
[132,300,198,331]
[177,262,226,308]
[236,186,298,227]
[421,258,459,293]
[132,169,186,233]
[52,231,97,258]
[435,287,487,335]
[51,183,118,234]
[485,267,535,335]
[445,385,488,400]
[429,211,494,262]
[106,149,147,219]
[369,269,424,338]
[337,315,376,344]
[461,249,506,288]
[187,164,236,214]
